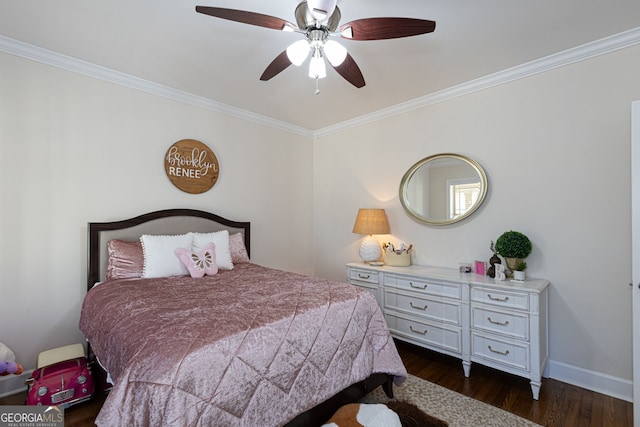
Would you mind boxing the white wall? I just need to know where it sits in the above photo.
[313,44,640,398]
[0,52,313,383]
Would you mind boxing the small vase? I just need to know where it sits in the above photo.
[513,270,526,281]
[486,254,501,278]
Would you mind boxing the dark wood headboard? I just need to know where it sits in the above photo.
[87,209,250,291]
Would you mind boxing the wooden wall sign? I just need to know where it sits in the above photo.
[165,139,219,194]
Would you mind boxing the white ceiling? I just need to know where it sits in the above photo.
[2,0,640,131]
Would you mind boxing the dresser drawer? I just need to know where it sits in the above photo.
[384,274,461,299]
[471,332,529,372]
[385,313,462,354]
[348,267,380,285]
[471,306,529,340]
[471,287,529,310]
[385,290,461,325]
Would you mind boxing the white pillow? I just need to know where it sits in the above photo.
[192,230,234,270]
[140,233,194,278]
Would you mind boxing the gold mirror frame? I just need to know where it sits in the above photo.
[399,153,488,226]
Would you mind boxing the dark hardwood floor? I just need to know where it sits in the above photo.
[396,340,633,427]
[1,340,632,426]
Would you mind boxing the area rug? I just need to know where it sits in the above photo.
[360,374,542,427]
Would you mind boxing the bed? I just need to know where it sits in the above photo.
[80,209,407,426]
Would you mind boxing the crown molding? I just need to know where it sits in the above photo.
[0,35,312,139]
[313,26,640,139]
[2,27,639,141]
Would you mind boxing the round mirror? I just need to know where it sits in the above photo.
[399,153,488,225]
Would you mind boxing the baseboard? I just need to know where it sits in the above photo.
[0,369,32,398]
[547,360,633,402]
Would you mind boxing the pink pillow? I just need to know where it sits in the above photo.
[229,232,250,264]
[106,240,144,280]
[175,242,218,278]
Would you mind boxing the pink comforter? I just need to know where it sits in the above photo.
[79,263,407,426]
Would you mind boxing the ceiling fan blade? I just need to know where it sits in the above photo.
[196,6,295,31]
[339,17,436,41]
[330,52,365,88]
[260,51,293,81]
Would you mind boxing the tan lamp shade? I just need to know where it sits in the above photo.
[352,209,390,263]
[352,208,391,235]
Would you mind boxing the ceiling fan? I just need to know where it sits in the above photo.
[195,0,436,92]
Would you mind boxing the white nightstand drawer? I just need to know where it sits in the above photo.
[385,313,462,353]
[348,268,380,284]
[471,306,529,340]
[384,275,461,299]
[471,332,529,371]
[385,290,461,325]
[471,287,529,310]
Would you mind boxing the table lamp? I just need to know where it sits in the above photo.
[352,208,390,263]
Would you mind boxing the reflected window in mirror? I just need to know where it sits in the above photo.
[449,179,482,219]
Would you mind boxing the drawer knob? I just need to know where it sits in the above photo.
[487,294,509,302]
[487,317,509,326]
[358,274,370,279]
[410,302,428,311]
[488,345,510,356]
[409,325,428,335]
[409,282,427,290]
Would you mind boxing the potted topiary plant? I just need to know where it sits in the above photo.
[494,230,532,275]
[513,261,527,281]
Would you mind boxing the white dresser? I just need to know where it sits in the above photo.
[346,262,549,399]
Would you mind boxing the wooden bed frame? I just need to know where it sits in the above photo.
[87,208,251,288]
[86,208,393,426]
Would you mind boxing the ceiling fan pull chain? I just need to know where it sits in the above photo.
[314,76,320,95]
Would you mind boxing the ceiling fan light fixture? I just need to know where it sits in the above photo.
[308,54,326,79]
[195,3,435,89]
[323,40,347,66]
[286,40,310,66]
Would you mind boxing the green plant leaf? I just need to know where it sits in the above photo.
[495,230,532,259]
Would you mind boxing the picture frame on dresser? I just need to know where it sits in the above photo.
[346,262,549,400]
